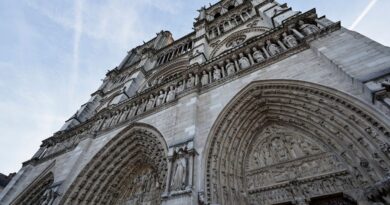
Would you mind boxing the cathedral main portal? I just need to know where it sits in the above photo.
[205,81,390,205]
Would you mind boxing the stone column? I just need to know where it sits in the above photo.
[218,62,226,78]
[208,69,212,83]
[233,58,240,71]
[247,52,255,65]
[261,47,270,58]
[277,40,288,51]
[186,153,194,190]
[163,157,173,196]
[292,28,305,39]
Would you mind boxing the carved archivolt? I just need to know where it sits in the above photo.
[11,172,55,205]
[59,123,168,205]
[204,80,390,204]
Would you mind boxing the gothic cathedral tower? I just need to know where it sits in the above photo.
[1,0,390,204]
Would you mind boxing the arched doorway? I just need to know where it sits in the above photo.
[204,80,390,205]
[60,123,168,205]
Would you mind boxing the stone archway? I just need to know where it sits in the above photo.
[60,123,168,205]
[11,172,55,205]
[204,80,390,205]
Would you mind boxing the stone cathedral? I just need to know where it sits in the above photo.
[2,0,390,204]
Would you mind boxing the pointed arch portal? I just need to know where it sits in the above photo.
[204,80,390,205]
[60,123,168,205]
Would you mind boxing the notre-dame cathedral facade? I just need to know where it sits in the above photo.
[2,0,390,204]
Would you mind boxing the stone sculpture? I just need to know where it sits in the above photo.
[213,66,222,81]
[266,40,281,56]
[298,20,320,36]
[238,53,250,69]
[201,70,209,86]
[171,157,186,191]
[156,91,165,106]
[282,32,298,48]
[252,47,265,63]
[166,86,175,102]
[226,59,236,76]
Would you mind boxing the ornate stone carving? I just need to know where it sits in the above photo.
[166,86,175,103]
[204,80,390,205]
[171,156,187,191]
[266,39,281,56]
[177,81,185,93]
[201,70,210,86]
[59,124,168,205]
[298,20,321,36]
[226,35,246,48]
[226,59,236,76]
[238,53,250,69]
[213,66,222,81]
[187,73,195,88]
[11,172,56,205]
[252,47,265,63]
[164,140,196,197]
[156,90,165,107]
[282,32,298,48]
[146,94,156,111]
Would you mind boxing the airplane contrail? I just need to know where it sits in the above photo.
[349,0,378,30]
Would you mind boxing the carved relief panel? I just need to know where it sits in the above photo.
[118,165,161,205]
[245,125,358,205]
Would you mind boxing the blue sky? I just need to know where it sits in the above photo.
[0,0,389,174]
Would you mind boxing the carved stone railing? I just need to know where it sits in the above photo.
[24,10,341,166]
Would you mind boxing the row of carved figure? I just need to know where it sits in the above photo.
[248,174,357,204]
[91,86,177,132]
[91,21,322,135]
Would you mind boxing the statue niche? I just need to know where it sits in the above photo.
[170,157,187,191]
